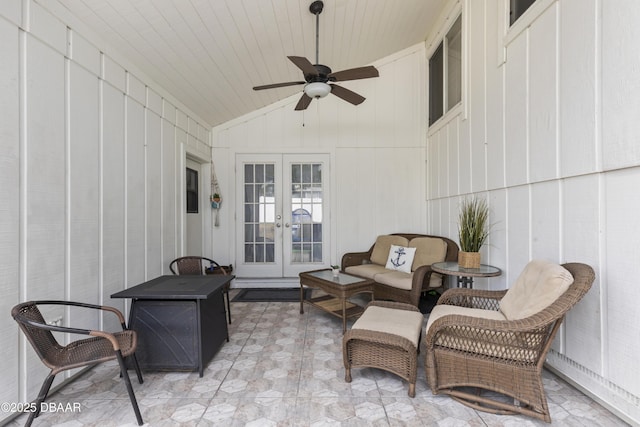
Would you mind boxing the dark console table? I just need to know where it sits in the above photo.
[112,274,234,377]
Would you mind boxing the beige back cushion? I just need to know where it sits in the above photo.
[370,235,409,265]
[409,237,448,271]
[499,259,574,320]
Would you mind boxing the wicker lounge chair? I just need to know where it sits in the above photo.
[11,301,144,426]
[424,261,595,423]
[170,256,232,323]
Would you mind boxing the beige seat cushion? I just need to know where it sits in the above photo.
[409,237,448,270]
[374,270,413,290]
[353,305,424,347]
[426,304,506,333]
[370,235,410,265]
[345,264,389,280]
[374,269,443,291]
[499,260,574,320]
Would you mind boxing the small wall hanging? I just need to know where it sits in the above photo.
[210,160,222,227]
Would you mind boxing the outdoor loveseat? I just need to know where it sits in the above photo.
[341,233,459,307]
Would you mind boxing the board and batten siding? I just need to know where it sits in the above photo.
[0,2,212,419]
[211,44,428,269]
[427,0,639,423]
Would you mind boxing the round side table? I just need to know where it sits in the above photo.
[431,261,502,288]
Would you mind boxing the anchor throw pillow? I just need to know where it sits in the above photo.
[385,245,416,274]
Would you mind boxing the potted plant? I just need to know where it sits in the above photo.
[457,196,490,269]
[211,193,221,209]
[331,264,340,276]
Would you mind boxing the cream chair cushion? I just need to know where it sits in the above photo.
[345,264,389,280]
[499,259,574,321]
[375,270,443,290]
[426,304,507,335]
[409,237,447,270]
[370,235,409,265]
[374,270,413,290]
[409,237,447,288]
[353,305,423,347]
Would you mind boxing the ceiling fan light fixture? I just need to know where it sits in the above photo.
[304,82,331,98]
[252,0,378,111]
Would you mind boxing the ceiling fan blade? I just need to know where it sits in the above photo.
[328,66,379,82]
[294,93,313,111]
[330,84,366,105]
[288,56,319,77]
[253,81,305,91]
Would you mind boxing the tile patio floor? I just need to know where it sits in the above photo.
[7,292,630,426]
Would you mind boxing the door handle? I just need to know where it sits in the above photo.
[285,223,290,228]
[276,223,281,228]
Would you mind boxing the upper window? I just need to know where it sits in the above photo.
[186,167,198,213]
[429,14,462,126]
[510,0,537,26]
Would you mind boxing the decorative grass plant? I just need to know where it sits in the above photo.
[458,197,489,268]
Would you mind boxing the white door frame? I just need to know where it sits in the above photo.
[234,153,331,278]
[179,150,212,258]
[185,158,203,256]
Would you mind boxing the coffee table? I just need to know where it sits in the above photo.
[299,269,374,333]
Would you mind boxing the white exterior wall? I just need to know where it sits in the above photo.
[211,44,427,269]
[2,0,639,424]
[0,1,212,419]
[427,0,639,423]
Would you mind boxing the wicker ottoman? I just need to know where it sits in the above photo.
[342,301,424,397]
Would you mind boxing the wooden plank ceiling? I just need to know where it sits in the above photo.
[51,0,446,127]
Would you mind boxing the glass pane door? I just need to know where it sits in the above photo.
[235,154,330,278]
[243,163,276,264]
[283,154,329,276]
[236,154,282,277]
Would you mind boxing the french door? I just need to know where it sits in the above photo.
[235,154,330,278]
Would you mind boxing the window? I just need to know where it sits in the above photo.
[510,0,537,26]
[429,14,462,126]
[429,44,444,125]
[186,167,198,213]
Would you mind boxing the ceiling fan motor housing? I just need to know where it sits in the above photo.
[306,64,332,83]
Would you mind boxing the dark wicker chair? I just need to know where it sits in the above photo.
[11,301,144,426]
[169,256,232,323]
[341,233,459,307]
[425,262,595,423]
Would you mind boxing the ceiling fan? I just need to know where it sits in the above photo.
[252,0,379,111]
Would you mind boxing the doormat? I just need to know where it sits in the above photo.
[232,288,310,302]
